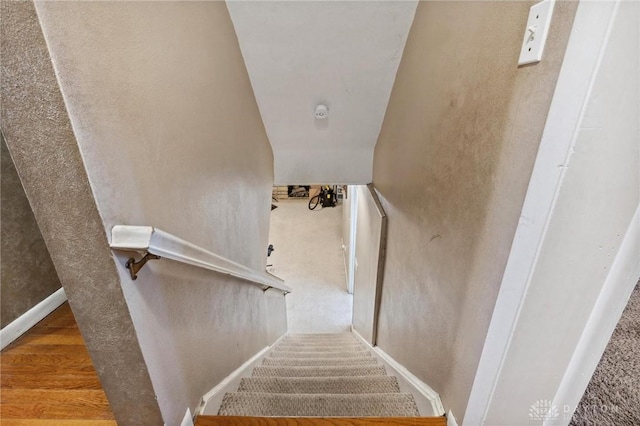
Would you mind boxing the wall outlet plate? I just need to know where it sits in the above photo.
[518,0,555,65]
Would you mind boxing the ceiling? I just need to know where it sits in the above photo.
[226,1,418,184]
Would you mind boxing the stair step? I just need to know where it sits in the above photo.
[270,350,371,359]
[217,393,420,417]
[237,376,400,394]
[284,333,358,338]
[287,333,354,338]
[280,339,360,346]
[278,338,363,346]
[252,365,386,378]
[277,340,363,346]
[196,416,447,426]
[273,344,366,353]
[263,357,379,367]
[283,335,359,343]
[279,340,361,347]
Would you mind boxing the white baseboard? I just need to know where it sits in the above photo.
[352,327,446,417]
[448,409,460,426]
[179,407,193,426]
[198,333,287,415]
[0,287,67,350]
[341,237,351,294]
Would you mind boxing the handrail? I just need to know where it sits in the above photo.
[109,225,290,294]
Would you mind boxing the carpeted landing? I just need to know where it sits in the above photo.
[217,333,420,417]
[571,280,640,425]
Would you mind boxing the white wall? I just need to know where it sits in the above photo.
[342,185,353,292]
[467,1,639,423]
[352,185,386,344]
[226,1,417,184]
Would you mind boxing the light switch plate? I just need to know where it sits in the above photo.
[518,0,555,65]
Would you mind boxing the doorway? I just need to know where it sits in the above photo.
[268,185,352,333]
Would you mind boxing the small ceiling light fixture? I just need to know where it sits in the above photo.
[314,104,328,120]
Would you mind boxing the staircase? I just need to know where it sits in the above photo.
[200,333,444,424]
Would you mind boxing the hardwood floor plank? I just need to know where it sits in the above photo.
[195,417,448,426]
[1,373,103,390]
[21,323,81,335]
[35,304,77,328]
[1,344,89,355]
[28,326,82,336]
[0,403,114,419]
[43,317,79,328]
[1,389,109,405]
[9,332,85,346]
[0,420,117,426]
[0,302,115,423]
[1,361,98,374]
[1,353,95,367]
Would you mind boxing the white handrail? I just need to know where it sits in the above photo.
[109,225,290,294]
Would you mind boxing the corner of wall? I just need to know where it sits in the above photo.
[0,2,163,423]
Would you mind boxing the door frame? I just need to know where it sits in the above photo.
[464,1,640,423]
[347,185,358,294]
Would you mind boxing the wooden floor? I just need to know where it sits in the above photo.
[0,303,116,425]
[196,417,447,426]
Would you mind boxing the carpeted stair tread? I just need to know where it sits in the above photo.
[237,376,400,394]
[287,331,354,339]
[281,338,359,344]
[283,334,359,340]
[252,365,386,377]
[277,342,364,349]
[215,333,421,418]
[279,339,362,346]
[287,333,354,338]
[270,350,372,359]
[217,392,420,417]
[273,345,367,352]
[279,341,361,348]
[273,344,366,353]
[262,357,379,367]
[281,335,361,342]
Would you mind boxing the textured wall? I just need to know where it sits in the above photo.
[0,2,163,424]
[32,2,282,424]
[265,288,288,345]
[372,0,577,419]
[2,1,284,425]
[1,133,61,327]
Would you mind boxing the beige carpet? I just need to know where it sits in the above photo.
[571,280,640,425]
[268,199,352,333]
[217,333,420,417]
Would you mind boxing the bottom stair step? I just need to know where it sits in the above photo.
[217,393,420,417]
[196,416,447,426]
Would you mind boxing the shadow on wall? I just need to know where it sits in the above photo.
[1,132,61,328]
